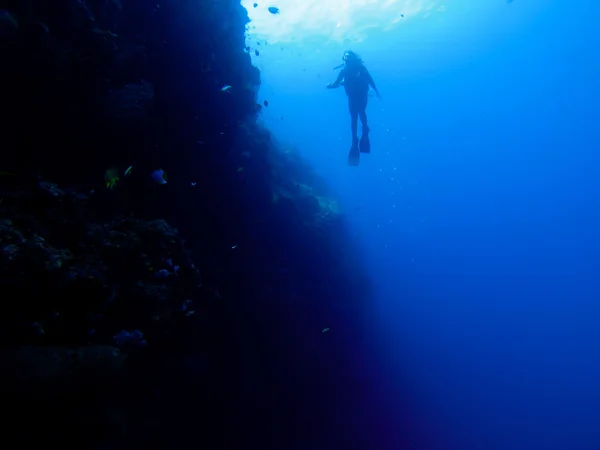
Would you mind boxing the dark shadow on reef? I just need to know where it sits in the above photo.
[1,1,376,449]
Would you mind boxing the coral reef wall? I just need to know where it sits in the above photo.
[1,1,374,449]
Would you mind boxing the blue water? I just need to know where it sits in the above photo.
[244,1,600,449]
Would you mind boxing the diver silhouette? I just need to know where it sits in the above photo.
[327,51,381,165]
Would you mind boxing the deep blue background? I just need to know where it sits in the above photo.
[246,1,600,448]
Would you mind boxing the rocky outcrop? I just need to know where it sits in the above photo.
[0,1,374,449]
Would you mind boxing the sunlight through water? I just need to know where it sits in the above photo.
[242,0,443,44]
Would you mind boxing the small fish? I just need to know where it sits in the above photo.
[155,269,171,279]
[263,100,269,107]
[231,245,238,249]
[124,165,133,176]
[221,85,232,92]
[253,2,258,7]
[113,329,147,347]
[105,167,120,189]
[237,167,245,172]
[255,49,259,56]
[322,327,330,333]
[190,181,197,186]
[268,6,280,14]
[151,169,168,184]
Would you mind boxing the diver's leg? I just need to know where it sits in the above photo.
[349,98,359,141]
[359,111,369,135]
[358,96,370,153]
[359,96,369,134]
[348,97,360,164]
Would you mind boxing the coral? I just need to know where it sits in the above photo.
[104,79,154,126]
[0,179,204,348]
[0,345,126,384]
[267,146,342,230]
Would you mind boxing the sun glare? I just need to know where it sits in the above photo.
[242,0,441,44]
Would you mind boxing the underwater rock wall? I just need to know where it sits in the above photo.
[1,1,374,449]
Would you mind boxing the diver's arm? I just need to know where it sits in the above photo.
[369,79,381,98]
[327,69,345,89]
[366,70,381,98]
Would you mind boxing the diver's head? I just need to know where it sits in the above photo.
[343,51,361,65]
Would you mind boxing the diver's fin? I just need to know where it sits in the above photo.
[348,138,360,166]
[359,134,370,154]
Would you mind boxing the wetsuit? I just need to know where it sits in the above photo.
[329,62,378,141]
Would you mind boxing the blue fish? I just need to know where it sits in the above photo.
[268,6,280,14]
[113,329,147,348]
[155,269,171,279]
[151,169,167,184]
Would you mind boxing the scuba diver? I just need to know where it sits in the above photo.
[327,51,381,165]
